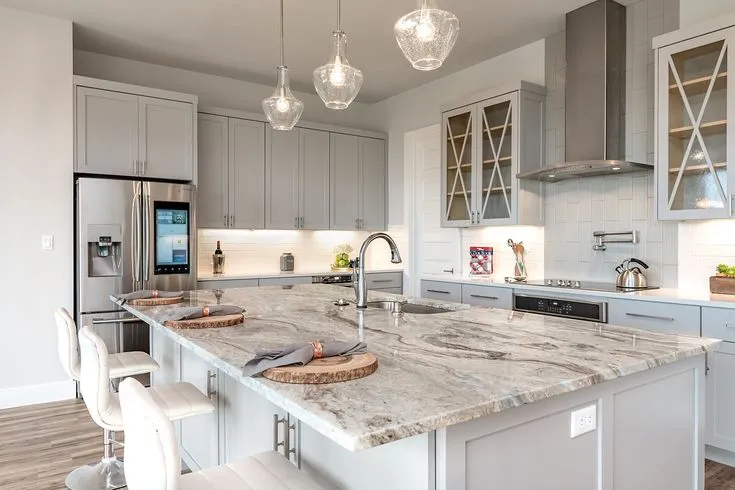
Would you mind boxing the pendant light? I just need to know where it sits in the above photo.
[394,0,459,71]
[313,0,364,110]
[262,0,304,131]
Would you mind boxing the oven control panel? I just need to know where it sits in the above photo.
[513,294,607,323]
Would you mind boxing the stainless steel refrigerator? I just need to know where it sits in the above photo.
[75,177,196,372]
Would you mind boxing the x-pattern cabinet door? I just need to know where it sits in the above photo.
[441,104,476,227]
[657,28,734,220]
[476,93,517,225]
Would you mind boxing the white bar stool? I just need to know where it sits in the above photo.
[119,377,324,490]
[55,307,159,381]
[72,325,216,490]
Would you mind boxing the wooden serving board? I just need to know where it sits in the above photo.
[128,296,184,306]
[262,353,378,384]
[164,313,244,329]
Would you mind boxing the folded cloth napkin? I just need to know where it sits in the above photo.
[117,290,184,304]
[242,340,367,377]
[161,305,244,322]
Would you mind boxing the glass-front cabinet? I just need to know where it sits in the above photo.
[656,27,734,220]
[441,82,545,227]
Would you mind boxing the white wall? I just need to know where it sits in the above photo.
[680,0,735,26]
[367,40,546,226]
[0,7,74,407]
[73,50,377,131]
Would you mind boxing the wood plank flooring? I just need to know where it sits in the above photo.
[1,399,735,490]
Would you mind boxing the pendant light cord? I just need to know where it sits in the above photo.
[337,0,341,32]
[279,0,285,66]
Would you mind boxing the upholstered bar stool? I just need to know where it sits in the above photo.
[55,307,159,381]
[73,326,216,490]
[119,377,323,490]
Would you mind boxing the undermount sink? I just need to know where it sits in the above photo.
[366,300,452,315]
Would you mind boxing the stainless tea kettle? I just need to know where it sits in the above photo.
[615,258,649,289]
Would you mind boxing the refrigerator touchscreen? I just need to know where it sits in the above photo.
[154,202,190,274]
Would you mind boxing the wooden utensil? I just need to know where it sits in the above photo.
[128,296,184,306]
[261,353,378,384]
[164,313,244,329]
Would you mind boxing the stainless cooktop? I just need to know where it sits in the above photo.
[518,279,660,293]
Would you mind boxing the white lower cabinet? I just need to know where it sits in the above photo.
[421,280,462,303]
[606,298,700,336]
[707,342,735,452]
[179,348,219,471]
[461,284,512,310]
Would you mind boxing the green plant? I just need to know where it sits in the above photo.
[716,264,735,277]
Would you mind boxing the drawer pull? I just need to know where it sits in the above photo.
[725,323,735,329]
[625,312,675,322]
[372,279,393,284]
[470,294,499,300]
[427,289,450,294]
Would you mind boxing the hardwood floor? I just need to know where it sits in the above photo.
[1,399,735,490]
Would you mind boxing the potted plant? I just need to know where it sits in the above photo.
[710,264,735,294]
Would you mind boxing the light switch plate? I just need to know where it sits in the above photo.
[570,404,597,438]
[41,235,54,251]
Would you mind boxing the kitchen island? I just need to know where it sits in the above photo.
[117,285,719,490]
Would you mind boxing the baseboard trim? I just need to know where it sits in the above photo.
[0,380,76,409]
[706,445,735,468]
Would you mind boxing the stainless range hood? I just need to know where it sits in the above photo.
[518,0,654,182]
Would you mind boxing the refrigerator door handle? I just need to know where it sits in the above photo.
[131,182,141,288]
[142,182,151,287]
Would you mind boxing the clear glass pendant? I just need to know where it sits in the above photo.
[314,31,364,110]
[262,66,304,131]
[394,0,459,71]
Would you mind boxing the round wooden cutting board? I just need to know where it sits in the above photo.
[262,353,378,384]
[164,313,244,329]
[128,296,184,306]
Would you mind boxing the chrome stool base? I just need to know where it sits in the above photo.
[65,457,125,490]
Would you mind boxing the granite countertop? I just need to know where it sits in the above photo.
[422,274,735,309]
[198,268,403,281]
[116,285,718,452]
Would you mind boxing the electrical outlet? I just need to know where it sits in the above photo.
[41,235,54,251]
[570,404,597,438]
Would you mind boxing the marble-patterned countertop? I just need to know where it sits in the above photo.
[422,274,735,309]
[197,268,403,281]
[116,285,719,451]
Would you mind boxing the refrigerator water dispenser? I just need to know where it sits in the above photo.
[87,224,122,277]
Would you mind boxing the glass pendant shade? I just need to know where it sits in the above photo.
[313,31,364,110]
[394,1,459,71]
[262,66,304,131]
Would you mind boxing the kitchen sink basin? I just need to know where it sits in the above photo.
[365,300,452,315]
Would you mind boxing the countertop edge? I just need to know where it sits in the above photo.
[198,269,404,281]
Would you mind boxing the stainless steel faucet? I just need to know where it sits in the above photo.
[354,233,402,308]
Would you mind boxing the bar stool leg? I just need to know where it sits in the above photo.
[64,429,125,490]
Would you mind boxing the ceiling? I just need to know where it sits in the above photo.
[0,0,636,102]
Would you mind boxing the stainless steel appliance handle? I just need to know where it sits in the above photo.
[625,312,675,322]
[142,183,151,285]
[470,294,499,300]
[131,183,141,286]
[91,317,141,325]
[426,289,450,294]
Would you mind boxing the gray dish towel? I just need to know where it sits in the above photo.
[243,340,367,377]
[161,305,244,321]
[117,290,184,304]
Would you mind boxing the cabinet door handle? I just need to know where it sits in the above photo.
[300,217,304,228]
[427,289,450,294]
[729,194,734,217]
[443,268,454,274]
[230,215,234,227]
[140,160,146,175]
[355,218,359,230]
[273,414,286,453]
[294,217,299,229]
[372,279,393,284]
[470,294,499,300]
[224,215,228,227]
[206,370,217,399]
[625,312,675,322]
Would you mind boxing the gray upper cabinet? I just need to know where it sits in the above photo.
[197,114,228,228]
[266,127,331,230]
[75,83,196,181]
[76,87,139,177]
[299,129,331,230]
[441,82,545,227]
[230,118,266,229]
[197,114,265,229]
[138,96,194,181]
[360,138,387,230]
[330,134,387,231]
